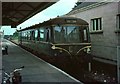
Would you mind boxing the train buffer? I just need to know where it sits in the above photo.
[2,39,83,83]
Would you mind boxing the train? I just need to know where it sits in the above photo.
[18,16,91,57]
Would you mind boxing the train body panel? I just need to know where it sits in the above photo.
[18,16,91,57]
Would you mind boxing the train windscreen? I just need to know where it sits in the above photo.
[54,25,89,43]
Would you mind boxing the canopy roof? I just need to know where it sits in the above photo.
[2,2,56,28]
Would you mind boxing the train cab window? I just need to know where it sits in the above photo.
[54,26,62,42]
[79,26,89,42]
[54,26,66,43]
[65,26,80,43]
[54,25,81,43]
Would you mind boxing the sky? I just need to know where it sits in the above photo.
[0,0,78,35]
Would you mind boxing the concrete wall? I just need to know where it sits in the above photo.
[68,2,119,64]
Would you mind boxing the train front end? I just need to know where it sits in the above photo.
[51,18,91,57]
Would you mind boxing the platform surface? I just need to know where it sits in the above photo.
[2,39,82,83]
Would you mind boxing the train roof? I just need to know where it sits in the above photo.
[40,16,88,25]
[18,16,88,32]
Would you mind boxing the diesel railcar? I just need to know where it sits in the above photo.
[18,16,91,57]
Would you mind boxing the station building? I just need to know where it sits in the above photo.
[66,2,120,65]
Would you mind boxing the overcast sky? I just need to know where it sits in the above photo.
[1,0,78,35]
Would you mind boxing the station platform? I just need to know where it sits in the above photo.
[2,39,82,83]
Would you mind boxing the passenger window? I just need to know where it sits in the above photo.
[40,29,45,41]
[35,30,38,41]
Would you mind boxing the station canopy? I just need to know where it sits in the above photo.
[2,2,57,28]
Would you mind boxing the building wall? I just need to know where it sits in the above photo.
[68,2,119,64]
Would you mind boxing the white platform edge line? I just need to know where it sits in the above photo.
[8,40,82,83]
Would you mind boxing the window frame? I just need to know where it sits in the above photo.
[54,25,89,43]
[91,18,102,31]
[39,28,45,41]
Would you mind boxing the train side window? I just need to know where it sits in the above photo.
[40,29,45,41]
[35,30,38,41]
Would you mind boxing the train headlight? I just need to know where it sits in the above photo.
[87,47,91,54]
[51,45,55,50]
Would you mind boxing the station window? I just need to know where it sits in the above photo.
[91,18,102,31]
